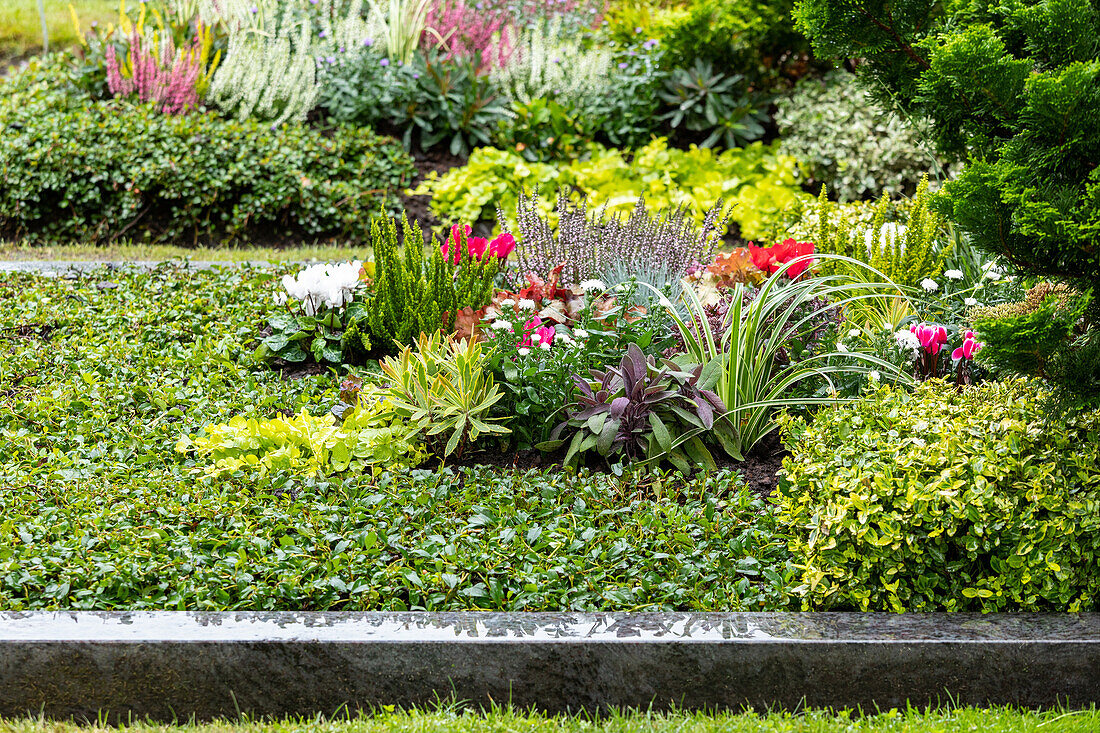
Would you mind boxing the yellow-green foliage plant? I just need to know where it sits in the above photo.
[380,332,510,459]
[176,397,427,476]
[809,176,949,289]
[776,379,1100,612]
[413,138,806,240]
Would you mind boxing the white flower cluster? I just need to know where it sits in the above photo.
[894,329,921,352]
[280,261,363,316]
[491,16,612,109]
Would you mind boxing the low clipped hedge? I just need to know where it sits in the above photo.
[777,380,1100,612]
[0,62,415,245]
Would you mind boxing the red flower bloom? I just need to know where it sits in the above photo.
[489,232,516,259]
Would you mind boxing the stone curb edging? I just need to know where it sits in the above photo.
[1,612,1098,720]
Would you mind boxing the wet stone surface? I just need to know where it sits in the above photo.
[0,612,1098,720]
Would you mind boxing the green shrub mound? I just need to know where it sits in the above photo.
[0,266,795,611]
[777,379,1100,612]
[794,0,1100,287]
[0,64,415,244]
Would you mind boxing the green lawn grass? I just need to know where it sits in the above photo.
[0,241,375,264]
[2,707,1099,733]
[1,0,117,61]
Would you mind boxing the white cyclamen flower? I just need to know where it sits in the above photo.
[518,298,537,310]
[921,278,939,292]
[945,269,964,280]
[895,329,921,351]
[964,297,979,307]
[579,279,606,292]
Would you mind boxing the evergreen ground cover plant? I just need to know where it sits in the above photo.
[0,265,795,611]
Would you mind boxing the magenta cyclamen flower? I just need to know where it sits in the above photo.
[910,323,948,355]
[952,331,984,361]
[534,325,555,348]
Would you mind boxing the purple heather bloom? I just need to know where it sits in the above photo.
[250,5,257,13]
[363,38,373,47]
[643,39,658,50]
[318,29,327,37]
[380,58,390,66]
[618,62,628,69]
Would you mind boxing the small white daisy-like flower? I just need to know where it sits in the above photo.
[964,297,978,307]
[517,347,530,356]
[539,342,551,351]
[532,333,543,345]
[518,298,536,310]
[921,278,939,292]
[983,270,1001,281]
[836,342,849,353]
[868,370,881,381]
[573,329,589,339]
[490,319,512,331]
[895,329,921,351]
[848,328,862,338]
[579,279,606,292]
[944,269,964,280]
[499,298,515,307]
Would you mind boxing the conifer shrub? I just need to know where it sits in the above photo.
[793,0,1100,288]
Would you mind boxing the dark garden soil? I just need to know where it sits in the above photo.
[401,149,468,232]
[432,430,789,500]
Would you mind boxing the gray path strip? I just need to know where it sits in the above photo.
[0,260,282,274]
[1,611,1098,719]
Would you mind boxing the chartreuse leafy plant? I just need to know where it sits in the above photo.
[777,379,1100,612]
[540,344,732,473]
[380,332,510,458]
[414,138,805,240]
[177,397,426,477]
[794,0,1100,288]
[660,258,913,459]
[0,266,795,611]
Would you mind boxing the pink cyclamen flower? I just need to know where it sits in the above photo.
[534,325,555,347]
[910,323,949,354]
[488,232,516,259]
[952,331,984,361]
[517,316,541,347]
[441,224,472,264]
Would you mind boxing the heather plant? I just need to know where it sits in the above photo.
[510,191,726,289]
[490,16,612,110]
[422,0,514,70]
[366,214,502,351]
[106,31,205,114]
[207,6,319,125]
[809,177,949,290]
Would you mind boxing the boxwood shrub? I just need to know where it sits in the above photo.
[777,380,1100,612]
[0,63,415,245]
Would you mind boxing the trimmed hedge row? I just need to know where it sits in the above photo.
[0,63,415,245]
